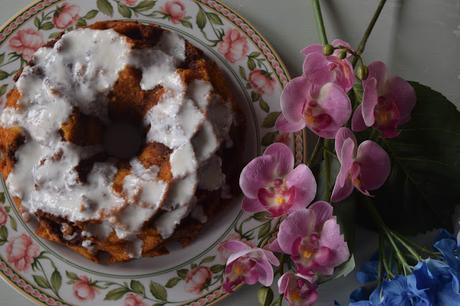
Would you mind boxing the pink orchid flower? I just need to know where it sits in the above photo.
[331,127,391,202]
[222,240,279,292]
[352,61,416,138]
[276,52,352,138]
[239,143,316,217]
[301,39,355,93]
[276,201,349,281]
[278,272,318,306]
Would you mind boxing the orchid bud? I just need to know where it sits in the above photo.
[338,49,347,59]
[257,286,274,306]
[357,64,369,80]
[323,44,334,56]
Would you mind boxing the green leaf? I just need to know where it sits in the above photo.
[252,212,271,222]
[165,277,181,288]
[130,280,145,295]
[238,66,246,80]
[65,271,79,281]
[0,70,8,80]
[48,32,62,40]
[259,99,270,113]
[34,17,41,29]
[97,0,114,17]
[0,84,7,96]
[247,58,256,70]
[153,303,166,306]
[326,255,355,281]
[0,53,5,65]
[0,192,4,202]
[149,281,167,301]
[251,91,260,102]
[76,18,87,27]
[360,82,460,234]
[210,264,225,273]
[180,19,193,29]
[249,51,261,58]
[262,112,280,128]
[200,256,215,264]
[196,10,207,29]
[257,286,274,306]
[0,226,8,241]
[177,269,188,279]
[117,4,132,18]
[104,287,129,300]
[206,12,223,25]
[261,132,277,146]
[257,222,271,239]
[33,275,50,289]
[84,10,99,19]
[41,22,54,30]
[134,0,156,12]
[50,270,62,292]
[9,216,17,231]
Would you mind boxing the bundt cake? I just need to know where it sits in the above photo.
[0,21,243,263]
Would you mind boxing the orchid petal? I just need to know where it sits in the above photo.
[301,43,322,56]
[220,239,251,255]
[334,127,356,161]
[264,143,294,177]
[367,61,388,93]
[320,218,350,266]
[356,140,391,191]
[331,137,356,203]
[262,249,280,266]
[254,260,275,287]
[278,210,313,255]
[275,113,306,133]
[331,176,354,203]
[285,164,317,209]
[351,104,368,132]
[242,196,265,213]
[280,76,310,123]
[362,77,379,127]
[227,248,253,266]
[386,76,416,125]
[278,273,290,294]
[266,239,283,253]
[239,155,275,198]
[309,201,334,228]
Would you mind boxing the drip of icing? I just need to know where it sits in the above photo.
[163,174,197,211]
[155,197,197,239]
[170,143,197,178]
[187,79,212,111]
[192,120,219,164]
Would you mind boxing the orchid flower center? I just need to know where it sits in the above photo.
[304,101,332,131]
[374,96,400,129]
[258,178,296,216]
[296,234,319,263]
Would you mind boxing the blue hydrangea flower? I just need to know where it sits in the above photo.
[356,255,379,284]
[413,259,460,305]
[434,230,460,277]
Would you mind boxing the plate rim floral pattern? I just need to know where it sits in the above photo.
[0,0,305,305]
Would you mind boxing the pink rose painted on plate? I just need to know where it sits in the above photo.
[249,69,276,96]
[121,0,138,6]
[52,3,80,29]
[162,0,186,24]
[6,234,40,272]
[185,266,212,294]
[72,276,98,302]
[8,28,44,61]
[124,293,147,306]
[218,29,249,63]
[0,206,8,226]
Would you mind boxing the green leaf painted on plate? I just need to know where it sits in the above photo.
[104,287,129,300]
[259,99,270,113]
[130,280,145,295]
[65,271,79,281]
[0,192,5,202]
[48,32,62,40]
[0,84,7,97]
[97,0,114,17]
[118,4,132,18]
[76,18,87,27]
[262,112,280,128]
[251,91,260,102]
[238,66,246,80]
[33,275,50,289]
[34,17,41,29]
[0,53,5,65]
[51,270,62,292]
[247,58,256,70]
[210,264,225,273]
[0,226,8,241]
[180,19,193,29]
[261,131,277,146]
[41,22,54,30]
[0,70,9,80]
[249,51,261,58]
[206,12,223,25]
[200,256,215,264]
[177,268,188,279]
[149,281,167,301]
[257,222,271,239]
[9,216,17,231]
[165,277,181,288]
[134,0,156,12]
[84,10,99,19]
[196,9,207,29]
[252,212,271,222]
[358,82,460,234]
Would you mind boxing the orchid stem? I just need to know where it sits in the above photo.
[307,138,323,166]
[311,0,328,44]
[352,0,387,66]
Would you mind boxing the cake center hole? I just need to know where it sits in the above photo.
[104,123,143,159]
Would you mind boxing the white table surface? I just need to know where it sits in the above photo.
[0,0,458,305]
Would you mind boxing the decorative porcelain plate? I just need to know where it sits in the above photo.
[0,0,303,305]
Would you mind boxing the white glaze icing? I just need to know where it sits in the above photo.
[1,27,234,248]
